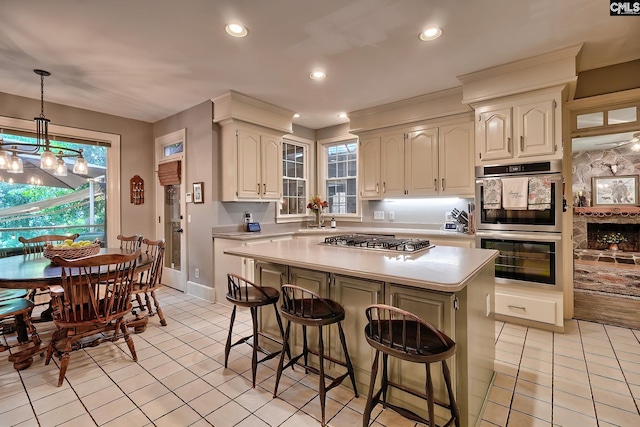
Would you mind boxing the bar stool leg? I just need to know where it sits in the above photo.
[274,321,291,397]
[317,325,327,427]
[381,353,389,408]
[302,325,309,374]
[363,349,380,427]
[250,306,259,387]
[442,360,460,427]
[224,305,237,368]
[426,363,435,427]
[338,322,358,397]
[273,302,291,361]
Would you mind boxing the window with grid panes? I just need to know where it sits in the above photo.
[326,140,357,214]
[280,141,307,215]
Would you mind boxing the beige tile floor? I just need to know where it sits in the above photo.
[2,286,640,426]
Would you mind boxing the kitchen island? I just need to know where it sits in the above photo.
[225,236,497,427]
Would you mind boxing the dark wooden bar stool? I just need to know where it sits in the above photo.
[363,304,459,427]
[274,284,358,427]
[224,273,287,388]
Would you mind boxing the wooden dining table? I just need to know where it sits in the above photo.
[0,248,153,368]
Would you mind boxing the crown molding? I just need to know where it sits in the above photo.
[212,90,293,133]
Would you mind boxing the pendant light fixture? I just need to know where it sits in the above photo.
[0,70,89,175]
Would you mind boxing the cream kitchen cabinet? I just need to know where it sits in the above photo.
[475,86,564,165]
[359,120,474,199]
[236,127,282,200]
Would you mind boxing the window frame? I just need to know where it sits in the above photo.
[0,116,121,246]
[317,134,362,221]
[276,135,313,223]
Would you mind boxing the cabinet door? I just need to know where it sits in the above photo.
[380,132,405,197]
[236,128,262,199]
[387,284,456,420]
[255,262,287,344]
[288,267,330,357]
[331,275,383,391]
[405,128,439,196]
[261,135,282,200]
[477,108,512,162]
[359,136,382,199]
[439,121,475,197]
[516,99,556,158]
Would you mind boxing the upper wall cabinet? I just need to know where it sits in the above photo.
[474,86,566,166]
[212,91,293,202]
[359,117,474,199]
[236,127,282,200]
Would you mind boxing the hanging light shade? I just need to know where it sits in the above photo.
[53,151,67,177]
[40,147,56,169]
[73,149,88,175]
[7,148,24,173]
[0,150,9,170]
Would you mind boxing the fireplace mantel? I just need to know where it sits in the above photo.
[575,206,640,216]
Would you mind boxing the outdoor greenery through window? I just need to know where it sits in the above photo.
[280,141,307,215]
[326,140,357,214]
[0,132,107,256]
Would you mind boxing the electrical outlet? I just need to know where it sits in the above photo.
[374,211,384,220]
[388,211,395,221]
[195,268,200,279]
[244,211,253,223]
[188,215,192,223]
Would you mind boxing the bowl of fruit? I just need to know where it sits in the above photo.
[43,238,101,261]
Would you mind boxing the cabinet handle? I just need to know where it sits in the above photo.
[263,183,266,194]
[507,137,512,153]
[257,183,260,195]
[383,182,386,193]
[433,178,437,191]
[520,136,524,151]
[442,178,445,191]
[376,182,379,193]
[375,291,380,304]
[507,305,526,311]
[390,293,397,307]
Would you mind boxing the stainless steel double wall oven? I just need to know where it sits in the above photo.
[475,160,563,289]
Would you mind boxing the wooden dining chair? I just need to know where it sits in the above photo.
[45,250,140,387]
[117,234,142,252]
[0,297,43,370]
[128,238,167,332]
[19,233,81,255]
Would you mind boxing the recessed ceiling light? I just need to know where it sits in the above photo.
[338,113,348,119]
[293,113,301,118]
[226,22,248,37]
[419,26,442,41]
[310,70,326,80]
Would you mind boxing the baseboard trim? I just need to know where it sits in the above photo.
[186,281,215,303]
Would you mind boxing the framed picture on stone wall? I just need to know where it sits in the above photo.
[592,175,638,206]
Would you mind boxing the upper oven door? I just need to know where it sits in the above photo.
[475,173,563,233]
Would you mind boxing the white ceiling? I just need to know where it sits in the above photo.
[1,0,639,130]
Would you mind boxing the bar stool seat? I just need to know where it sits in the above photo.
[274,284,358,427]
[224,274,287,388]
[363,304,460,427]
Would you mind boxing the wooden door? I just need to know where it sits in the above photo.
[359,136,381,199]
[439,121,475,197]
[236,128,261,199]
[380,132,405,197]
[477,107,512,162]
[516,99,556,157]
[405,127,439,196]
[261,134,282,200]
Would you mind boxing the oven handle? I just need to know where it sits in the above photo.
[475,230,562,242]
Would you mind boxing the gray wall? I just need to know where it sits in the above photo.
[152,100,215,289]
[0,91,155,242]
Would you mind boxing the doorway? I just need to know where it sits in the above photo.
[155,129,187,292]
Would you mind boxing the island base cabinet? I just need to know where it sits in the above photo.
[331,275,384,392]
[386,284,456,425]
[255,261,287,352]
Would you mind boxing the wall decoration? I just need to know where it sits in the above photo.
[193,182,204,203]
[592,175,638,206]
[130,175,144,205]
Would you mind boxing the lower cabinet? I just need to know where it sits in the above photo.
[494,284,562,328]
[387,284,456,423]
[255,261,287,345]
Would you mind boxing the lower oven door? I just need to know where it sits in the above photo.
[476,231,562,289]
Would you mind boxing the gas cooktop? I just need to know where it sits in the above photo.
[322,234,434,253]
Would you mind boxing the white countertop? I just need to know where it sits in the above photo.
[224,236,497,292]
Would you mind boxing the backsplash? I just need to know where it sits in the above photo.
[365,198,474,225]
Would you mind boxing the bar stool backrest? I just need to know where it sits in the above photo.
[227,273,270,302]
[365,304,456,363]
[280,284,340,322]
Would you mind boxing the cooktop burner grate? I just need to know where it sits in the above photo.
[322,234,433,253]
